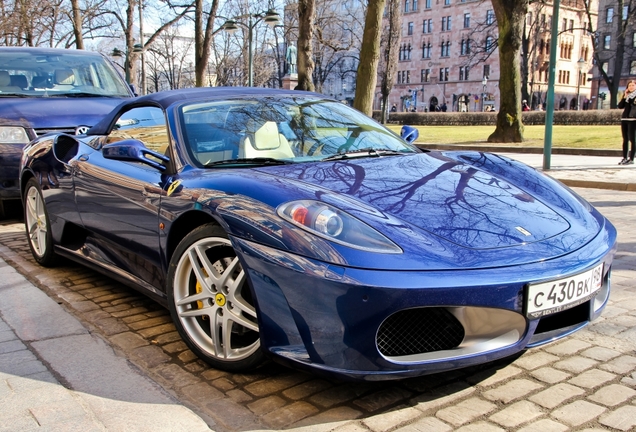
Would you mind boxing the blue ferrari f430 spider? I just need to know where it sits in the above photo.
[19,88,616,380]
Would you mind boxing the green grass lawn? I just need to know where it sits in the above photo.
[386,125,623,150]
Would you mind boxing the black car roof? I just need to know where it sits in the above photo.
[87,87,325,136]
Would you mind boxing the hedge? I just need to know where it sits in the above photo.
[372,109,623,126]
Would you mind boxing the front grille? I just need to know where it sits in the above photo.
[377,307,465,357]
[35,127,77,137]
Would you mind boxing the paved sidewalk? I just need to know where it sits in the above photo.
[0,257,214,431]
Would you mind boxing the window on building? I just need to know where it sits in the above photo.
[562,18,567,32]
[421,68,431,82]
[441,41,450,57]
[464,13,470,28]
[444,0,450,5]
[487,10,495,25]
[422,42,431,58]
[440,67,449,81]
[404,0,410,12]
[624,5,629,20]
[408,22,414,35]
[406,70,411,83]
[604,34,611,49]
[633,32,636,47]
[413,0,418,11]
[483,64,490,78]
[425,0,431,8]
[630,60,636,75]
[423,19,432,33]
[569,19,574,32]
[459,66,469,81]
[485,36,495,51]
[606,7,614,23]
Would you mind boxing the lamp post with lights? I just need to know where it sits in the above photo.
[111,44,144,88]
[221,10,281,87]
[481,76,488,111]
[576,57,587,110]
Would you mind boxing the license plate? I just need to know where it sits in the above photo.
[526,263,603,319]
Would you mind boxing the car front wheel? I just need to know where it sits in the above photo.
[23,178,58,267]
[167,224,264,371]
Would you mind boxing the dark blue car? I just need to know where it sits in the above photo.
[19,88,617,380]
[0,47,133,218]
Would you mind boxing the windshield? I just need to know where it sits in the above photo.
[0,49,131,98]
[179,97,419,167]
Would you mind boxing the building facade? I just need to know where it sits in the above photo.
[381,0,595,112]
[592,0,634,109]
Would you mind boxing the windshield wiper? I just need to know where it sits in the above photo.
[204,157,293,167]
[0,93,33,98]
[56,92,116,98]
[321,148,406,162]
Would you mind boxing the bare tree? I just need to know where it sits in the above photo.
[193,0,220,87]
[296,0,316,91]
[353,0,387,115]
[487,0,529,142]
[377,0,402,123]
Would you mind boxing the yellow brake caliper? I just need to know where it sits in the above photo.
[196,268,207,319]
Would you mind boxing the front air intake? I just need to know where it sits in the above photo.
[377,307,465,357]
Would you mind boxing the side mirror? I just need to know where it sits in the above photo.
[400,125,419,144]
[103,139,168,171]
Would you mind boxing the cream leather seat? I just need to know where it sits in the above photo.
[240,121,294,159]
[0,71,21,92]
[54,69,76,90]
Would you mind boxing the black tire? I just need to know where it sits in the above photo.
[167,223,264,372]
[23,178,58,267]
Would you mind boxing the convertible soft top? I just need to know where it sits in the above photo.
[87,87,322,136]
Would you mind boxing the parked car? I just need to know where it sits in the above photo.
[20,88,617,381]
[0,47,133,218]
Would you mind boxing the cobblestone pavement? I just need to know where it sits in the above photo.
[0,188,635,432]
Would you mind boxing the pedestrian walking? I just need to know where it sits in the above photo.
[618,80,636,165]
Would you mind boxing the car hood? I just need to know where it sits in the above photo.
[251,152,601,259]
[0,97,125,131]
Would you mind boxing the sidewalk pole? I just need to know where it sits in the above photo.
[543,0,560,170]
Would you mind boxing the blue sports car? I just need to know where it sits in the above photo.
[19,88,616,380]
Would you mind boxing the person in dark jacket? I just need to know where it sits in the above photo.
[617,80,636,165]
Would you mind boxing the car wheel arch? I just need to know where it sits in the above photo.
[165,210,219,263]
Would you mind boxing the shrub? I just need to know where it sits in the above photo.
[372,109,622,126]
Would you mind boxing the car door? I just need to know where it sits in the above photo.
[73,105,171,293]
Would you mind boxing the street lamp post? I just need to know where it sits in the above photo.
[481,76,488,111]
[221,10,281,87]
[111,44,144,87]
[576,57,586,110]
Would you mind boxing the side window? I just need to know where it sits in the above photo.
[106,106,169,156]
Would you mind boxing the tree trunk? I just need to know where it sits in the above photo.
[379,0,402,124]
[353,0,387,116]
[194,0,219,87]
[487,0,528,143]
[296,0,315,91]
[71,0,84,49]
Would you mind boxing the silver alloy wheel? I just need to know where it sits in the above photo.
[172,237,260,362]
[25,185,48,258]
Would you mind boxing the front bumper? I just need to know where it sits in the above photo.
[232,224,615,381]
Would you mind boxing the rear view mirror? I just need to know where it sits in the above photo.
[400,125,419,144]
[103,139,168,171]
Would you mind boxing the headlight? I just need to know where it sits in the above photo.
[277,200,402,253]
[0,127,29,144]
